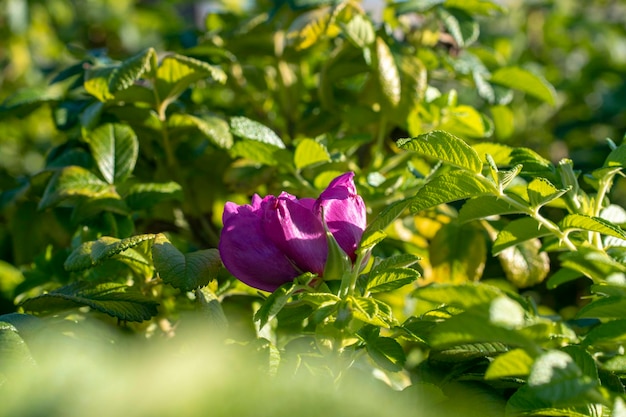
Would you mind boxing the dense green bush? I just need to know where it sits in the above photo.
[2,1,626,415]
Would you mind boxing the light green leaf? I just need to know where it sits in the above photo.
[577,297,626,320]
[364,336,406,372]
[371,254,421,273]
[546,268,582,290]
[443,0,504,15]
[350,296,395,327]
[510,147,554,176]
[287,6,333,50]
[20,282,159,322]
[485,348,533,380]
[39,166,119,210]
[413,283,504,309]
[0,322,35,372]
[492,218,551,255]
[490,105,515,139]
[499,238,550,288]
[458,195,523,223]
[366,267,420,293]
[581,318,626,348]
[84,123,138,184]
[359,197,414,251]
[527,177,568,208]
[439,7,479,47]
[410,170,497,213]
[439,105,492,138]
[527,350,597,401]
[374,37,401,108]
[560,214,626,240]
[430,341,509,362]
[429,221,486,283]
[84,48,156,102]
[603,142,626,168]
[342,13,375,48]
[398,130,483,173]
[152,234,222,292]
[230,140,291,166]
[64,234,157,271]
[124,182,183,211]
[168,113,233,149]
[472,142,512,165]
[155,54,226,105]
[490,67,556,105]
[196,286,228,331]
[560,248,626,283]
[294,139,330,170]
[230,116,285,149]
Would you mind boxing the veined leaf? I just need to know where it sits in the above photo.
[492,217,551,255]
[429,221,486,283]
[64,234,157,271]
[510,147,554,177]
[230,116,285,149]
[398,130,483,173]
[349,296,395,327]
[473,142,512,165]
[287,6,333,50]
[155,54,226,105]
[20,281,159,322]
[485,348,533,380]
[124,182,182,211]
[560,214,626,240]
[39,166,118,210]
[527,350,597,401]
[490,67,556,105]
[438,7,479,47]
[83,123,138,184]
[294,139,330,170]
[168,113,233,149]
[413,282,504,309]
[359,197,414,251]
[581,319,626,348]
[430,341,509,362]
[410,170,497,213]
[254,282,296,329]
[342,13,375,48]
[230,140,291,166]
[374,37,401,108]
[371,253,421,272]
[527,177,568,208]
[366,267,420,293]
[364,335,406,372]
[458,195,523,223]
[577,297,626,320]
[152,234,222,292]
[559,248,626,283]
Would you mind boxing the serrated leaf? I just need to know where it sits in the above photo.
[64,234,157,271]
[413,283,503,309]
[350,296,394,327]
[364,336,406,372]
[168,113,233,149]
[492,217,551,255]
[430,221,486,283]
[294,139,330,170]
[366,267,420,293]
[439,7,479,47]
[430,341,509,362]
[560,248,626,283]
[20,282,159,322]
[38,166,119,209]
[342,14,375,49]
[156,54,226,104]
[230,140,290,166]
[527,177,568,208]
[230,116,285,149]
[84,48,156,102]
[560,214,626,240]
[398,130,483,173]
[359,197,414,251]
[472,142,512,165]
[371,253,421,272]
[287,6,333,50]
[458,195,523,223]
[510,147,554,176]
[499,238,550,288]
[411,170,497,213]
[124,182,182,211]
[374,37,401,107]
[490,67,556,105]
[152,234,222,292]
[84,123,138,184]
[527,350,597,401]
[485,348,533,380]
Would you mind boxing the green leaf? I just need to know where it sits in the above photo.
[443,0,504,15]
[84,123,138,184]
[439,105,492,139]
[413,283,504,309]
[38,166,119,210]
[577,297,626,320]
[342,13,375,48]
[546,268,583,290]
[560,214,626,240]
[490,67,556,105]
[64,234,156,271]
[397,130,483,173]
[0,322,35,372]
[527,177,568,208]
[374,37,401,107]
[472,142,512,165]
[581,318,626,348]
[124,182,183,211]
[499,238,550,288]
[560,248,626,283]
[510,147,555,177]
[366,267,420,293]
[359,197,413,251]
[485,348,534,380]
[492,218,551,255]
[458,195,523,223]
[84,48,156,102]
[20,282,159,322]
[490,105,515,139]
[371,254,421,272]
[155,54,226,105]
[168,113,233,149]
[230,140,291,166]
[230,116,285,149]
[438,7,479,47]
[364,336,406,372]
[196,286,229,331]
[254,283,296,329]
[349,296,395,327]
[152,234,222,292]
[429,221,487,283]
[411,170,497,213]
[604,142,626,168]
[294,139,330,170]
[287,6,333,50]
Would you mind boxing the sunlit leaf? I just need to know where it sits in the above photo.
[499,238,550,288]
[374,37,401,108]
[64,234,156,271]
[527,177,568,208]
[366,267,420,293]
[230,116,285,149]
[254,282,296,329]
[0,322,35,372]
[124,182,183,211]
[364,336,406,372]
[413,282,504,309]
[582,319,626,348]
[39,166,119,210]
[485,348,533,380]
[429,221,486,283]
[168,113,233,149]
[438,7,479,47]
[398,130,483,173]
[490,67,556,105]
[359,197,414,251]
[559,248,626,283]
[294,139,330,170]
[458,195,523,223]
[577,297,626,320]
[342,13,375,48]
[84,123,139,184]
[560,214,626,241]
[492,218,551,255]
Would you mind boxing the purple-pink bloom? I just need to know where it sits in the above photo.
[219,172,367,292]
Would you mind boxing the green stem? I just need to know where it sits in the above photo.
[591,177,613,249]
[372,115,388,169]
[339,251,367,298]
